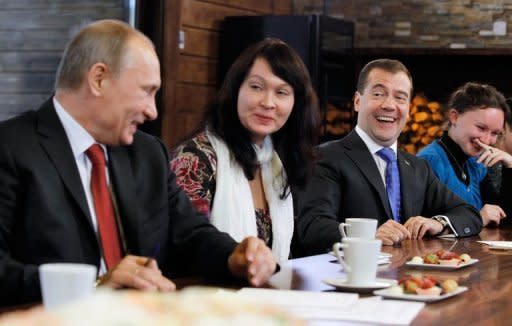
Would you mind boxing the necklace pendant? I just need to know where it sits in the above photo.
[461,172,467,181]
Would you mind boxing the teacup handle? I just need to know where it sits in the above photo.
[332,242,350,272]
[339,223,350,238]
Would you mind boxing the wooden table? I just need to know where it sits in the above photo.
[3,227,512,324]
[264,227,512,325]
[394,227,512,325]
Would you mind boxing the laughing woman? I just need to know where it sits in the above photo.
[170,39,320,262]
[418,82,512,226]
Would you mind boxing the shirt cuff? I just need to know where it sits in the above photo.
[432,215,458,237]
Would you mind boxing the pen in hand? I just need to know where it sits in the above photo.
[144,244,161,267]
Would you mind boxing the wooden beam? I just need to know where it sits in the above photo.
[160,0,181,147]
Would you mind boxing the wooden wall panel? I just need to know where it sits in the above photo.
[181,27,219,58]
[204,0,273,12]
[175,84,216,113]
[273,0,293,14]
[170,111,188,144]
[177,56,218,85]
[183,112,204,136]
[170,111,204,144]
[181,0,255,30]
[164,0,292,147]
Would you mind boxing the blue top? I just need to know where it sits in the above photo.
[417,141,487,210]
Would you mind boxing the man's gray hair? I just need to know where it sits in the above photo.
[55,19,152,90]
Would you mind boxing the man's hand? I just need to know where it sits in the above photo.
[98,255,175,292]
[228,236,276,286]
[480,204,506,226]
[376,220,411,245]
[404,216,444,239]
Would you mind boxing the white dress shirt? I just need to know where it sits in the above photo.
[53,96,109,273]
[355,125,398,188]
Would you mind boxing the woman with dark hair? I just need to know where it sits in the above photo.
[170,38,320,262]
[418,82,512,226]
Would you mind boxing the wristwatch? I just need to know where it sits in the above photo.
[431,215,448,232]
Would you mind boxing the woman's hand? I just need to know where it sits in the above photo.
[475,139,512,168]
[480,204,506,226]
[228,237,277,286]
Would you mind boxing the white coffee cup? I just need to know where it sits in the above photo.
[39,263,97,310]
[332,238,382,286]
[339,218,377,239]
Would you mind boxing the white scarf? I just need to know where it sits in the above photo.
[207,130,294,263]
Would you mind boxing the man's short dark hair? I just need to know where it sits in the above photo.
[357,58,413,95]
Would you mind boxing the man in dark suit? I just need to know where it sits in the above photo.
[0,20,276,307]
[296,59,482,256]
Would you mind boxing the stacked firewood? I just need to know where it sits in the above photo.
[323,101,354,137]
[399,94,445,154]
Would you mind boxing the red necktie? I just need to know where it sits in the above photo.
[86,144,122,270]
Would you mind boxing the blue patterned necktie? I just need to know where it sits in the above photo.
[376,147,401,222]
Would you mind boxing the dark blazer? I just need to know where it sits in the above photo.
[295,131,483,256]
[0,99,238,306]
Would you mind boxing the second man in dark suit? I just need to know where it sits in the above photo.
[296,59,482,256]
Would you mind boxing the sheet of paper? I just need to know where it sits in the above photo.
[328,297,424,325]
[269,254,343,291]
[238,289,424,325]
[298,297,424,325]
[238,288,358,308]
[478,241,512,249]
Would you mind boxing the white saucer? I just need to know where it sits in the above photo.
[323,278,397,293]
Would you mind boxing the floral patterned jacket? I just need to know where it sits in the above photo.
[170,131,273,245]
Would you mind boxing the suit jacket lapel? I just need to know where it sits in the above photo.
[397,151,414,221]
[108,146,141,254]
[344,131,393,220]
[36,99,93,228]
